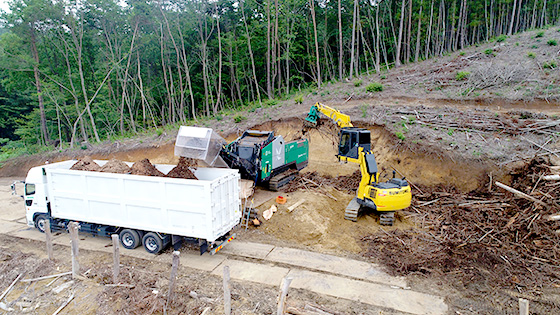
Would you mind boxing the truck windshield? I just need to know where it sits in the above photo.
[25,183,36,195]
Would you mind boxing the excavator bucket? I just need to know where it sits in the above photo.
[174,126,228,167]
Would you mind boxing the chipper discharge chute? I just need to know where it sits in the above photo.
[175,126,309,191]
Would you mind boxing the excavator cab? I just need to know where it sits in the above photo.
[337,128,371,160]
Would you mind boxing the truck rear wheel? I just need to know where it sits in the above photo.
[143,232,163,254]
[120,229,141,249]
[34,214,48,233]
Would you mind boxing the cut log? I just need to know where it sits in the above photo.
[287,199,306,212]
[495,182,547,206]
[543,175,560,181]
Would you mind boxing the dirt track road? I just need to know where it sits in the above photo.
[0,177,449,314]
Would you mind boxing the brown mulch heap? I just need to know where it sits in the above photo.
[99,158,130,174]
[166,157,198,180]
[361,156,560,291]
[70,156,100,171]
[130,158,165,177]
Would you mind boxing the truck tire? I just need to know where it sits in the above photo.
[120,229,141,249]
[143,232,164,254]
[34,214,48,233]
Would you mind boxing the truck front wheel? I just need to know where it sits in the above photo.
[120,229,141,249]
[34,214,48,233]
[143,232,163,254]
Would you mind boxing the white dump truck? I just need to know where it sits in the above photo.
[17,160,241,254]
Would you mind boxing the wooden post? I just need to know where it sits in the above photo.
[45,219,54,261]
[112,234,120,284]
[167,251,180,307]
[223,265,231,315]
[519,298,529,315]
[68,222,80,279]
[276,277,293,315]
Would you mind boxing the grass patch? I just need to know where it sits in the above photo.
[365,82,383,93]
[484,48,494,56]
[354,79,363,87]
[527,52,536,58]
[233,115,246,123]
[536,31,545,38]
[547,39,558,46]
[543,60,557,69]
[496,34,507,42]
[455,71,470,81]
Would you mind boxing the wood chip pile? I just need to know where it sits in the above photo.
[70,157,198,180]
[361,156,560,290]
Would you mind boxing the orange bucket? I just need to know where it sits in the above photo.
[276,196,287,204]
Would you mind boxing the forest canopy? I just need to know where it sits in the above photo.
[0,0,558,153]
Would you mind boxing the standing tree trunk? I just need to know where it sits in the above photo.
[29,27,49,144]
[406,0,413,63]
[426,0,434,58]
[309,0,321,87]
[415,0,423,62]
[349,0,359,77]
[215,14,223,115]
[395,0,406,67]
[508,0,518,35]
[266,0,272,99]
[338,0,344,80]
[241,0,262,105]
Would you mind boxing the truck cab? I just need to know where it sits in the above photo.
[23,165,50,232]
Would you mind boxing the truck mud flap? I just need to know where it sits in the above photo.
[209,233,236,255]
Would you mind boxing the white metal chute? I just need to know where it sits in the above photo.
[174,126,228,167]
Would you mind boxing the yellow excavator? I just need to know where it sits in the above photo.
[304,103,412,225]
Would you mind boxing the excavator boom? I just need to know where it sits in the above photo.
[305,103,353,128]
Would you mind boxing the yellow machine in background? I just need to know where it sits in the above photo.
[305,103,412,225]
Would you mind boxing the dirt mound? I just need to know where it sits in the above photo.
[70,156,100,171]
[166,157,198,179]
[99,158,130,174]
[130,158,165,177]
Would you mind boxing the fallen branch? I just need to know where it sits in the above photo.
[105,284,135,288]
[543,175,560,181]
[22,272,72,283]
[52,293,74,315]
[0,273,23,302]
[495,181,547,206]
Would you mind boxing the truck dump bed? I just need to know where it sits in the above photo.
[44,160,240,242]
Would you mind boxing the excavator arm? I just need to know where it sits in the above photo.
[305,103,353,128]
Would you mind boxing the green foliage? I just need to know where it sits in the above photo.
[354,80,363,87]
[543,60,557,69]
[365,82,383,93]
[515,42,520,46]
[547,39,558,46]
[233,115,246,123]
[496,35,507,42]
[395,132,405,141]
[264,99,278,107]
[536,31,545,38]
[380,75,387,80]
[455,71,470,81]
[531,44,539,48]
[294,95,304,104]
[527,52,536,58]
[459,52,465,56]
[484,48,495,56]
[447,128,455,136]
[360,104,368,118]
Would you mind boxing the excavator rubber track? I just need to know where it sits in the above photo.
[379,212,395,226]
[268,170,298,191]
[344,198,360,222]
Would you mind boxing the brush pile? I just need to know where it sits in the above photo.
[361,156,560,291]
